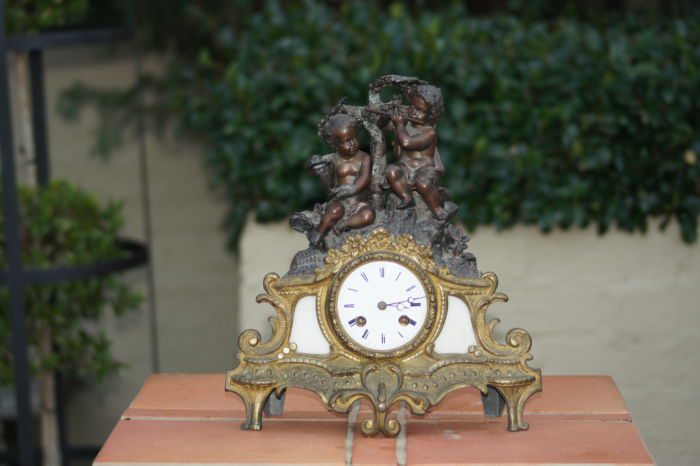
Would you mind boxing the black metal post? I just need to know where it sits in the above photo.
[29,48,50,186]
[131,6,160,373]
[0,1,36,465]
[482,386,506,417]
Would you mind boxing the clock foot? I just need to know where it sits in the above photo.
[234,385,276,432]
[492,382,540,432]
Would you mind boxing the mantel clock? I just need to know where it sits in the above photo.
[226,75,541,437]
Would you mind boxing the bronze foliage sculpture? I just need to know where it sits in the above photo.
[228,75,541,437]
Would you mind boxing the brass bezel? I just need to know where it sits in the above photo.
[326,252,438,359]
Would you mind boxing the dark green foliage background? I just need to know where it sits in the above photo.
[0,182,141,385]
[5,0,89,33]
[58,1,700,251]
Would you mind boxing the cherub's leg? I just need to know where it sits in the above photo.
[386,164,415,209]
[415,179,447,221]
[335,206,375,234]
[312,201,344,246]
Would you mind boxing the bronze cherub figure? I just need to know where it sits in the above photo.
[383,84,449,220]
[289,75,473,277]
[306,114,375,247]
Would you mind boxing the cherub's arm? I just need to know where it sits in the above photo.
[434,148,445,176]
[352,152,372,194]
[307,153,335,191]
[394,121,436,151]
[377,114,394,133]
[369,102,409,133]
[391,112,436,151]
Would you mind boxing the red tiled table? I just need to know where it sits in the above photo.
[94,374,654,465]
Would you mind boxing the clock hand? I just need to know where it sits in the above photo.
[385,300,409,308]
[408,296,425,306]
[385,296,425,308]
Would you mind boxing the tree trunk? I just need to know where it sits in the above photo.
[12,53,36,184]
[39,325,61,466]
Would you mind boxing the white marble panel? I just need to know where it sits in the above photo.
[433,296,477,354]
[288,295,330,355]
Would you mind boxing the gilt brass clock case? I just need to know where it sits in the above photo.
[326,252,439,359]
[226,229,541,437]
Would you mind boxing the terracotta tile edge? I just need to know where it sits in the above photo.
[405,463,653,466]
[95,463,349,466]
[118,415,349,424]
[121,410,348,422]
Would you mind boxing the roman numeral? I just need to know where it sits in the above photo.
[406,285,416,292]
[348,288,358,292]
[395,271,402,281]
[381,333,386,344]
[398,331,404,338]
[362,329,369,339]
[361,272,368,282]
[380,267,385,278]
[344,304,355,308]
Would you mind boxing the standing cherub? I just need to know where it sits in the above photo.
[305,114,375,247]
[383,84,449,221]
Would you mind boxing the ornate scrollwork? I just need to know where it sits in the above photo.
[237,273,290,356]
[226,232,541,437]
[318,228,436,280]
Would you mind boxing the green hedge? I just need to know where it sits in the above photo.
[59,2,700,251]
[5,0,89,34]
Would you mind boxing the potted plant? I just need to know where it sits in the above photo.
[0,181,141,466]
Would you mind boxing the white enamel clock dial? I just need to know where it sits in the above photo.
[335,260,429,353]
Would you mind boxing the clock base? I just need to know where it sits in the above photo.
[227,356,539,436]
[263,384,506,418]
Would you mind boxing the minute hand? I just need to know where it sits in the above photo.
[385,296,425,308]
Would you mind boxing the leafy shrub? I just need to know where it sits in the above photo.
[58,1,700,250]
[5,0,89,34]
[0,181,141,385]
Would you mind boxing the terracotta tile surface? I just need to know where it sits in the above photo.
[351,415,401,466]
[94,419,348,465]
[404,419,653,465]
[125,373,232,411]
[417,375,631,422]
[524,375,629,416]
[124,373,344,420]
[99,374,654,465]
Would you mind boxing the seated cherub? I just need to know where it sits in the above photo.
[306,114,375,247]
[384,84,449,221]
